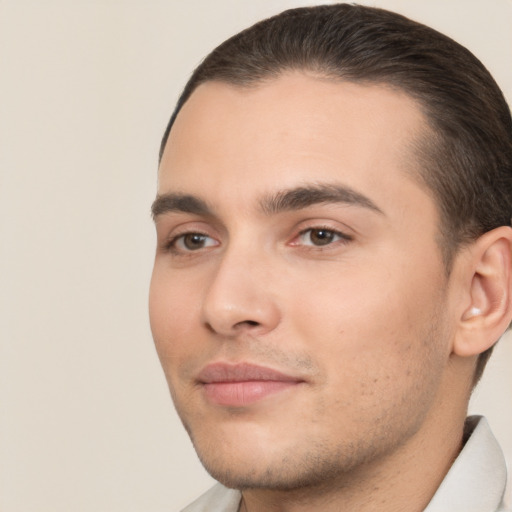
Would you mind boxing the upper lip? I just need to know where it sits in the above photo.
[197,362,303,384]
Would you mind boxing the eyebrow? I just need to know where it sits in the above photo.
[151,193,213,219]
[259,183,384,216]
[151,183,383,220]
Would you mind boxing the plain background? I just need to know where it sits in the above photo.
[1,0,511,510]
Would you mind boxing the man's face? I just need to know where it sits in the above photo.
[150,74,457,490]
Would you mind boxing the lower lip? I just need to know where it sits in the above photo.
[203,380,299,407]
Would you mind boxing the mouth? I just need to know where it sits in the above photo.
[197,362,304,407]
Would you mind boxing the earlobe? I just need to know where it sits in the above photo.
[453,226,512,357]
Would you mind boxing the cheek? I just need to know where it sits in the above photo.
[288,278,448,446]
[149,269,208,411]
[289,264,446,389]
[290,273,400,349]
[148,265,201,364]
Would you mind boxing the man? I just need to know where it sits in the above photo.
[149,4,512,511]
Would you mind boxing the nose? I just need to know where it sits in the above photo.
[201,245,281,338]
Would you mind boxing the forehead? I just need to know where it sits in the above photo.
[158,73,430,214]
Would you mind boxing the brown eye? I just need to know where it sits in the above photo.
[309,229,336,246]
[173,233,217,252]
[183,234,207,250]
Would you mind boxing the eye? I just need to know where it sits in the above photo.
[171,232,218,252]
[296,228,351,247]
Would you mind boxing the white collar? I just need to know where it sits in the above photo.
[425,415,508,511]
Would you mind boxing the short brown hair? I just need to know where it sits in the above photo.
[160,4,512,383]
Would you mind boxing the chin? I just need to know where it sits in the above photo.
[189,428,300,489]
[199,456,321,491]
[189,428,363,492]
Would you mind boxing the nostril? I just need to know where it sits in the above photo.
[204,322,216,334]
[237,320,260,328]
[205,319,261,334]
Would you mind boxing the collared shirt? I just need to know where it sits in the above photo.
[181,416,510,512]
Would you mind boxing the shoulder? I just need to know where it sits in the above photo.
[180,483,242,512]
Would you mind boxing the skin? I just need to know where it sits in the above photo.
[150,74,489,511]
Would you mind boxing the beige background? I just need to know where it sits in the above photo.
[1,1,511,510]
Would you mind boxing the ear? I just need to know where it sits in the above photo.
[453,226,512,357]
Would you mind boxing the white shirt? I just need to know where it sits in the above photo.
[181,416,510,512]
